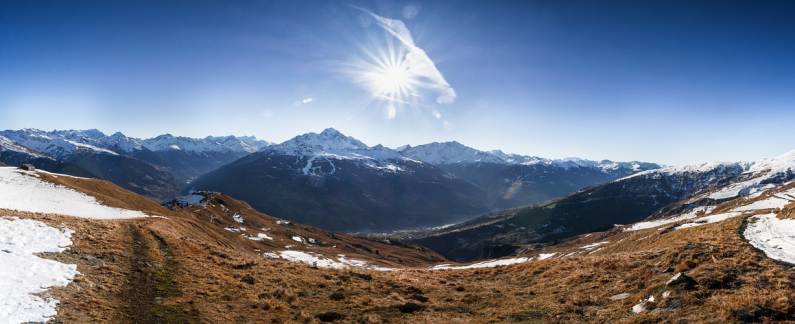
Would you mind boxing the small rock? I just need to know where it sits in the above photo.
[240,275,256,285]
[666,272,696,290]
[316,311,344,322]
[329,291,345,301]
[398,302,424,313]
[609,293,631,301]
[411,293,429,303]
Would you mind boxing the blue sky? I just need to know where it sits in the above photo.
[2,0,795,164]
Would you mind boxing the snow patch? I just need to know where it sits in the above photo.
[675,212,742,230]
[626,206,715,231]
[248,233,273,241]
[0,167,147,219]
[744,213,795,265]
[430,257,531,270]
[271,250,392,271]
[580,241,609,251]
[537,253,557,260]
[0,217,78,323]
[730,195,791,212]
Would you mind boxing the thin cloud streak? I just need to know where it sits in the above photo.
[354,7,456,105]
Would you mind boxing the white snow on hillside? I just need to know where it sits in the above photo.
[0,167,147,219]
[620,161,744,182]
[430,257,531,270]
[401,141,505,164]
[0,135,42,156]
[744,213,795,265]
[0,128,268,156]
[265,250,393,271]
[580,241,610,250]
[0,217,78,323]
[65,140,119,155]
[708,151,795,200]
[270,128,404,162]
[402,141,652,172]
[626,206,716,231]
[674,212,742,230]
[142,134,268,153]
[730,195,791,212]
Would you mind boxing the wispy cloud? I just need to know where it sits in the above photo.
[294,97,314,106]
[352,8,456,105]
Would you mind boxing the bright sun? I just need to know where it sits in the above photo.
[349,42,418,105]
[373,63,411,98]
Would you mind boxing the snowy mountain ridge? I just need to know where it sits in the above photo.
[620,149,795,201]
[398,141,652,173]
[267,128,402,161]
[258,128,661,177]
[0,128,270,156]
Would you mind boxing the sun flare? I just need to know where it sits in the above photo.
[373,62,411,98]
[351,44,418,104]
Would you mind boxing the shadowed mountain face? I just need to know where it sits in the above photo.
[0,129,268,200]
[190,152,490,232]
[408,163,751,261]
[191,129,659,232]
[2,128,658,232]
[437,162,656,210]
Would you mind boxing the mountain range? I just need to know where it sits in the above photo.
[0,127,660,231]
[4,143,795,322]
[408,150,795,260]
[0,129,269,199]
[189,128,660,231]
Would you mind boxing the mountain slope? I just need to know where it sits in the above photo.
[191,129,489,231]
[0,129,269,200]
[192,128,659,232]
[4,162,795,322]
[407,160,758,261]
[401,141,660,209]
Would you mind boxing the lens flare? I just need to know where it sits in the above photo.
[345,8,456,113]
[350,40,419,105]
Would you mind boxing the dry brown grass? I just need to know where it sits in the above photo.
[5,171,795,322]
[26,208,790,323]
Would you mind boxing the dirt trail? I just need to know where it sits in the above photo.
[124,224,200,323]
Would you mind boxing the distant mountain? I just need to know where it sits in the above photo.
[190,128,490,232]
[400,141,654,171]
[191,128,659,232]
[0,129,269,199]
[408,151,795,261]
[1,127,658,230]
[400,141,660,209]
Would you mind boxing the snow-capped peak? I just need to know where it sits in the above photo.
[0,129,119,158]
[263,129,408,176]
[0,135,42,156]
[747,149,795,175]
[620,161,746,181]
[269,128,382,157]
[0,128,269,156]
[400,141,655,174]
[619,149,795,201]
[401,141,505,165]
[140,134,269,153]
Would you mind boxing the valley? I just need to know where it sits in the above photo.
[3,155,795,322]
[1,128,658,232]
